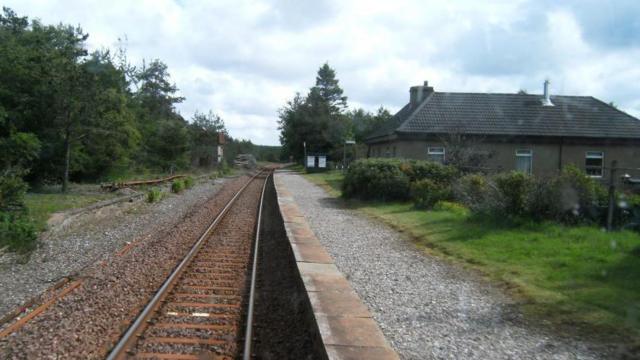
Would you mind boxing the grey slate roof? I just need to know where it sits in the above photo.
[367,92,640,141]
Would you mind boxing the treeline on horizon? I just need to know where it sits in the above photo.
[0,7,280,250]
[0,7,275,191]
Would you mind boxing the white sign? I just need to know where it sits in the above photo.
[217,145,223,163]
[307,156,315,168]
[318,156,327,168]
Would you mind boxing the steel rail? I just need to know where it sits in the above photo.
[106,170,264,360]
[242,172,270,360]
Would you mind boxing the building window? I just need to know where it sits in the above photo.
[392,146,396,157]
[585,151,604,177]
[385,147,391,157]
[427,147,445,163]
[515,149,532,174]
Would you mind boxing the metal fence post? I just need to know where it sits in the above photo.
[606,160,617,231]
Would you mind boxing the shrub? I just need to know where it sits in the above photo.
[0,212,37,252]
[555,165,607,223]
[453,173,493,214]
[618,193,640,231]
[0,174,28,212]
[147,188,163,203]
[410,179,451,209]
[433,200,470,216]
[400,160,458,184]
[342,159,410,201]
[494,171,533,216]
[183,176,194,189]
[526,177,563,222]
[171,180,185,193]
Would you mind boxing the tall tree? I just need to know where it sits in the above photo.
[132,59,189,171]
[314,62,347,113]
[188,110,226,167]
[278,63,351,161]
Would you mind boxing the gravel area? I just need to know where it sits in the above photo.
[0,176,227,317]
[277,171,615,360]
[0,174,252,359]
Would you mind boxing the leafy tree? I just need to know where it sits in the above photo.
[188,110,226,167]
[350,106,392,142]
[132,59,189,171]
[278,63,352,161]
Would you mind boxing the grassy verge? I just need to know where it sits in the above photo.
[301,170,343,197]
[302,170,640,342]
[24,193,113,232]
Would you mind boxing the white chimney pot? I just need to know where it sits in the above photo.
[542,79,554,106]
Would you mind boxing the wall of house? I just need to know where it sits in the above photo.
[368,138,640,185]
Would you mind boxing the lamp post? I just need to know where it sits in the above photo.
[303,141,307,170]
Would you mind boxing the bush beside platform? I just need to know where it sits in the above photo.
[302,167,640,345]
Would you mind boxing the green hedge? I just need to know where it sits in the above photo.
[410,179,451,209]
[342,158,457,203]
[453,166,610,224]
[342,159,410,201]
[343,158,628,227]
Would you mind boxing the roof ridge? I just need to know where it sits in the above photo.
[432,91,592,98]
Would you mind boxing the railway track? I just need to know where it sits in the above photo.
[107,170,270,360]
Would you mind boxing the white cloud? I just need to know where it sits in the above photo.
[3,0,640,145]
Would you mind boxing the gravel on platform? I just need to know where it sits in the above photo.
[0,176,227,317]
[277,171,615,360]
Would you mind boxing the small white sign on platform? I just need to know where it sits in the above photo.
[318,156,326,168]
[307,156,315,168]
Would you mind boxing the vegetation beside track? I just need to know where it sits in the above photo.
[302,170,640,343]
[24,193,114,233]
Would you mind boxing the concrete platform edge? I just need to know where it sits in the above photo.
[274,171,399,360]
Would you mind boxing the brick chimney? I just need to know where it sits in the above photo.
[410,81,434,108]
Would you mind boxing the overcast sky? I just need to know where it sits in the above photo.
[4,0,640,145]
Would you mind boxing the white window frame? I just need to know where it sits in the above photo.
[427,146,446,163]
[515,149,533,174]
[585,151,604,178]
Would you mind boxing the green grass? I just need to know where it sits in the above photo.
[302,170,640,342]
[301,170,344,197]
[24,193,112,232]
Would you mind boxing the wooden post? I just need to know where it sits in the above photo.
[606,160,617,231]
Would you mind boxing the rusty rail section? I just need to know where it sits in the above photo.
[101,175,186,191]
[0,279,83,338]
[107,170,270,360]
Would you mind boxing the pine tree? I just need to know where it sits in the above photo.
[312,62,347,113]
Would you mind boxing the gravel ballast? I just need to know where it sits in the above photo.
[0,177,227,317]
[277,172,613,360]
[0,175,253,359]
